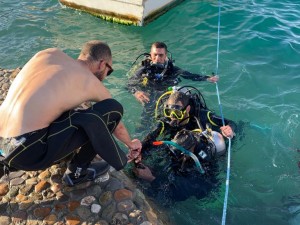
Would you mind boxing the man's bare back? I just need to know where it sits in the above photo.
[0,48,111,138]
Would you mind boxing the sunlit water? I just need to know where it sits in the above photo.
[1,1,299,224]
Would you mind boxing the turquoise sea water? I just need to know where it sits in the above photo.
[1,1,299,224]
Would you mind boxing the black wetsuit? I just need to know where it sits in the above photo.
[127,60,211,130]
[0,99,128,172]
[138,137,221,205]
[136,108,235,204]
[142,108,236,149]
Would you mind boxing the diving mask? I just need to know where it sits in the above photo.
[163,104,187,120]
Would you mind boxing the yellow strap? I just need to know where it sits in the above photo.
[154,90,173,119]
[192,128,203,133]
[158,120,165,136]
[142,77,148,86]
[207,111,218,126]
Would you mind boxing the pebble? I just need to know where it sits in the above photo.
[0,68,167,225]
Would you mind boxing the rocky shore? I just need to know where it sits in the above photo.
[0,68,166,225]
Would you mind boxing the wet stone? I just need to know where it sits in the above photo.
[7,185,19,198]
[20,184,33,195]
[81,196,96,206]
[28,171,39,178]
[76,206,92,220]
[133,189,147,208]
[56,191,69,202]
[114,189,133,202]
[10,177,25,186]
[91,203,101,214]
[0,182,9,196]
[38,170,51,180]
[104,177,124,192]
[68,201,80,212]
[1,82,9,91]
[21,173,29,181]
[86,184,102,196]
[11,210,27,224]
[0,215,11,225]
[1,196,10,204]
[29,192,43,201]
[140,222,153,225]
[10,67,21,79]
[26,177,38,185]
[35,180,50,192]
[68,189,87,200]
[111,212,129,225]
[42,189,56,199]
[8,170,26,179]
[129,211,147,225]
[50,174,62,184]
[54,203,67,212]
[0,202,9,214]
[51,183,63,193]
[33,206,51,219]
[43,213,57,225]
[99,191,113,207]
[117,200,136,213]
[16,193,28,202]
[94,220,109,225]
[19,199,34,210]
[101,201,116,222]
[26,214,40,225]
[65,215,81,225]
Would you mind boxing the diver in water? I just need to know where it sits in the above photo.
[131,129,225,203]
[127,42,219,130]
[127,87,235,203]
[135,87,235,151]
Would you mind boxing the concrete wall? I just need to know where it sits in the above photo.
[59,0,184,26]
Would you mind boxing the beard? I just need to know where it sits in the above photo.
[94,70,105,81]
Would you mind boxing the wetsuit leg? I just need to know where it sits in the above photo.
[65,99,125,170]
[3,99,125,171]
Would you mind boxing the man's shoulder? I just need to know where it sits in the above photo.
[37,47,62,55]
[32,48,66,61]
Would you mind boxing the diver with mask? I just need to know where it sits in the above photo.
[128,87,235,203]
[135,87,235,151]
[127,42,219,131]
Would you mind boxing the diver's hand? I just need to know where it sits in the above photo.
[127,145,142,164]
[220,125,234,139]
[127,139,142,158]
[207,75,219,83]
[133,164,156,182]
[134,91,150,104]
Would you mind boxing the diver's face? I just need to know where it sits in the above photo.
[165,100,189,126]
[150,47,167,64]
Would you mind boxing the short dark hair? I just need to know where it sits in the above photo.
[80,40,112,62]
[151,42,168,51]
[167,91,190,107]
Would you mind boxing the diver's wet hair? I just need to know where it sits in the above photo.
[80,40,112,63]
[151,42,168,51]
[167,91,190,108]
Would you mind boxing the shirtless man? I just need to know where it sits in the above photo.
[0,40,141,186]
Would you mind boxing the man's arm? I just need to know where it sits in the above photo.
[113,121,142,151]
[173,66,219,82]
[127,66,150,104]
[205,110,236,138]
